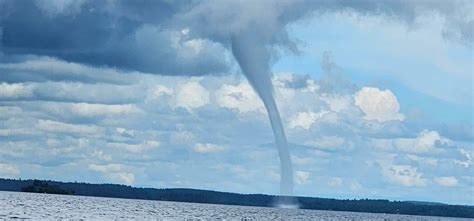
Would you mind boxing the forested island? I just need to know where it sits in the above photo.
[0,178,472,218]
[21,180,74,195]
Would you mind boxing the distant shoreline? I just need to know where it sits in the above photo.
[0,178,472,218]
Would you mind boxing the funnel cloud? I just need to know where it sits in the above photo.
[232,29,293,195]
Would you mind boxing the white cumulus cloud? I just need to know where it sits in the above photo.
[174,79,210,112]
[327,177,343,187]
[434,176,458,187]
[295,171,310,185]
[382,164,427,187]
[70,103,141,117]
[0,82,33,98]
[395,130,450,153]
[91,150,112,161]
[147,85,173,98]
[372,130,450,153]
[109,172,135,185]
[0,163,20,176]
[89,164,123,173]
[321,95,352,112]
[116,127,135,137]
[354,87,404,122]
[455,148,472,168]
[215,81,265,114]
[288,111,328,130]
[88,163,135,185]
[107,141,160,154]
[193,143,225,153]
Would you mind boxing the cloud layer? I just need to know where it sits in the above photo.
[0,66,472,203]
[1,0,472,76]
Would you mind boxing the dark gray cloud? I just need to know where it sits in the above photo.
[0,56,139,84]
[0,0,471,77]
[0,0,228,75]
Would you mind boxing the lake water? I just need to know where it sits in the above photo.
[0,191,469,220]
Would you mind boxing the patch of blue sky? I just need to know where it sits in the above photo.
[274,13,472,130]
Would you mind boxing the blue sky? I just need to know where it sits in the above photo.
[0,0,472,205]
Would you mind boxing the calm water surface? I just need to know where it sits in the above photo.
[0,191,469,220]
